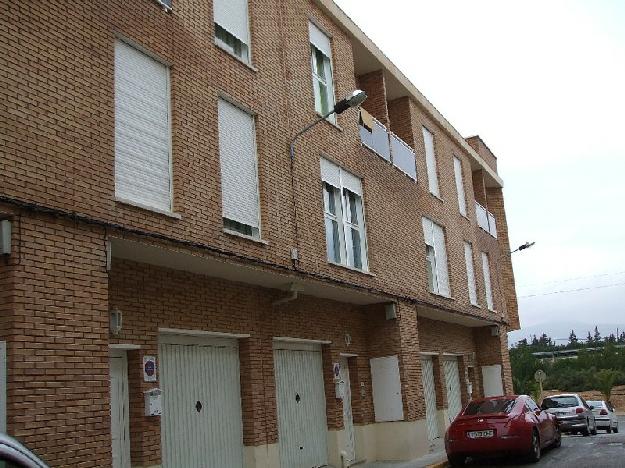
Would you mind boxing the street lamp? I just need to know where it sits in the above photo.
[289,89,367,160]
[511,241,535,254]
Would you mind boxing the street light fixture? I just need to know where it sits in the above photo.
[511,241,535,254]
[289,89,367,160]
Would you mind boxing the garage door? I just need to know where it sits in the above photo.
[160,334,244,468]
[274,341,328,468]
[421,357,439,440]
[443,358,462,423]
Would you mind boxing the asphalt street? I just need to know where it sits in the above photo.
[463,415,625,468]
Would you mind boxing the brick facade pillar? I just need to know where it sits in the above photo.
[474,325,514,395]
[7,214,110,466]
[356,69,390,127]
[432,355,447,410]
[395,302,425,421]
[472,170,487,207]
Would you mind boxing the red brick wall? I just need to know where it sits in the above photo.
[356,70,390,127]
[466,136,498,172]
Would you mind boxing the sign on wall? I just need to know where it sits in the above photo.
[143,355,157,382]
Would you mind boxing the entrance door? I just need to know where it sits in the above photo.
[110,350,131,468]
[159,335,244,468]
[274,342,328,468]
[421,357,439,440]
[443,358,462,423]
[339,357,356,464]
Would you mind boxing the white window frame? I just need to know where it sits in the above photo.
[323,183,344,264]
[309,22,336,124]
[481,251,494,311]
[321,159,368,271]
[453,155,467,216]
[422,218,450,297]
[464,241,478,306]
[422,126,440,197]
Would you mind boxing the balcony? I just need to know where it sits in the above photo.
[359,112,417,180]
[475,201,497,238]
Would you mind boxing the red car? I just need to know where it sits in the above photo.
[445,395,561,466]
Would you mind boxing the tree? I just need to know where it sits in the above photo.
[595,369,619,402]
[593,326,602,344]
[586,331,593,345]
[568,330,578,347]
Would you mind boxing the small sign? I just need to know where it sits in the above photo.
[333,362,341,379]
[143,356,157,382]
[534,369,546,383]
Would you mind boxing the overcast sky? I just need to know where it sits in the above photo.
[334,0,625,330]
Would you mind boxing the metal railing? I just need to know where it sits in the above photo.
[475,201,497,238]
[359,116,417,180]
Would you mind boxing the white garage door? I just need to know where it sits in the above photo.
[160,335,244,468]
[481,364,504,397]
[274,341,328,468]
[443,358,462,423]
[421,357,439,440]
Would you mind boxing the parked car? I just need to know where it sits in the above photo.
[444,395,560,466]
[587,400,619,433]
[541,393,597,436]
[0,433,48,468]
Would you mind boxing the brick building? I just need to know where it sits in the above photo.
[0,0,519,467]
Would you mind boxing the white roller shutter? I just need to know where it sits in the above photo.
[443,359,462,423]
[370,355,404,422]
[453,156,467,216]
[320,158,340,188]
[214,0,250,45]
[482,365,504,397]
[340,168,362,196]
[308,22,332,58]
[421,357,439,441]
[432,223,450,297]
[422,127,440,197]
[481,252,494,310]
[115,41,172,212]
[421,217,433,246]
[464,242,478,306]
[218,99,260,229]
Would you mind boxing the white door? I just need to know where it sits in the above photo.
[443,358,462,423]
[160,335,244,468]
[274,342,328,468]
[339,357,356,464]
[110,350,131,468]
[421,357,439,440]
[481,365,504,397]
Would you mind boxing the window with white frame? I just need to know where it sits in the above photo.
[214,0,250,63]
[422,127,440,197]
[321,158,368,270]
[114,40,172,213]
[309,22,336,123]
[421,218,450,296]
[481,251,494,310]
[217,99,261,238]
[464,242,478,306]
[453,156,467,216]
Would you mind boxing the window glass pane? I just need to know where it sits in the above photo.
[215,23,249,62]
[223,217,257,237]
[325,217,341,263]
[351,227,362,269]
[314,47,326,79]
[324,183,337,215]
[426,245,438,293]
[318,81,330,114]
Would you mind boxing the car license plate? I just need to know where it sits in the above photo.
[468,430,494,439]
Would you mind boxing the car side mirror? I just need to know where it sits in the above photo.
[589,405,594,410]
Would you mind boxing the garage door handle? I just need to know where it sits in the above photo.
[196,401,202,412]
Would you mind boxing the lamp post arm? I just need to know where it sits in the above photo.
[289,109,336,160]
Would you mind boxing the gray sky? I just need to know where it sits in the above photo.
[335,0,625,329]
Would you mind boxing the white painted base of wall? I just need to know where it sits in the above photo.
[243,444,280,468]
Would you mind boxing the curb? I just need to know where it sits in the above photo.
[426,460,447,468]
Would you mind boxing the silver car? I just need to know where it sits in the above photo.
[587,400,619,433]
[541,393,597,436]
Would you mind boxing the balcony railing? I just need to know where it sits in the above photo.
[475,201,497,238]
[359,114,417,181]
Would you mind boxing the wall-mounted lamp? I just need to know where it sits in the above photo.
[110,307,123,335]
[0,220,11,256]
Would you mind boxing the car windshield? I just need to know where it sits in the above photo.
[464,398,517,415]
[542,396,579,408]
[587,401,603,408]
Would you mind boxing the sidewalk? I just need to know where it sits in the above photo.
[358,441,447,468]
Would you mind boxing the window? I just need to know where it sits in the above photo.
[320,158,368,270]
[464,242,478,305]
[218,99,261,238]
[422,127,440,197]
[309,22,336,123]
[453,156,467,216]
[214,0,250,63]
[114,40,172,213]
[481,251,494,310]
[421,218,450,296]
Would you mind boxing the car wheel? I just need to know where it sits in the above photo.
[607,425,612,434]
[527,430,541,462]
[614,423,619,434]
[447,454,465,466]
[553,427,562,448]
[591,421,598,436]
[582,420,590,437]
